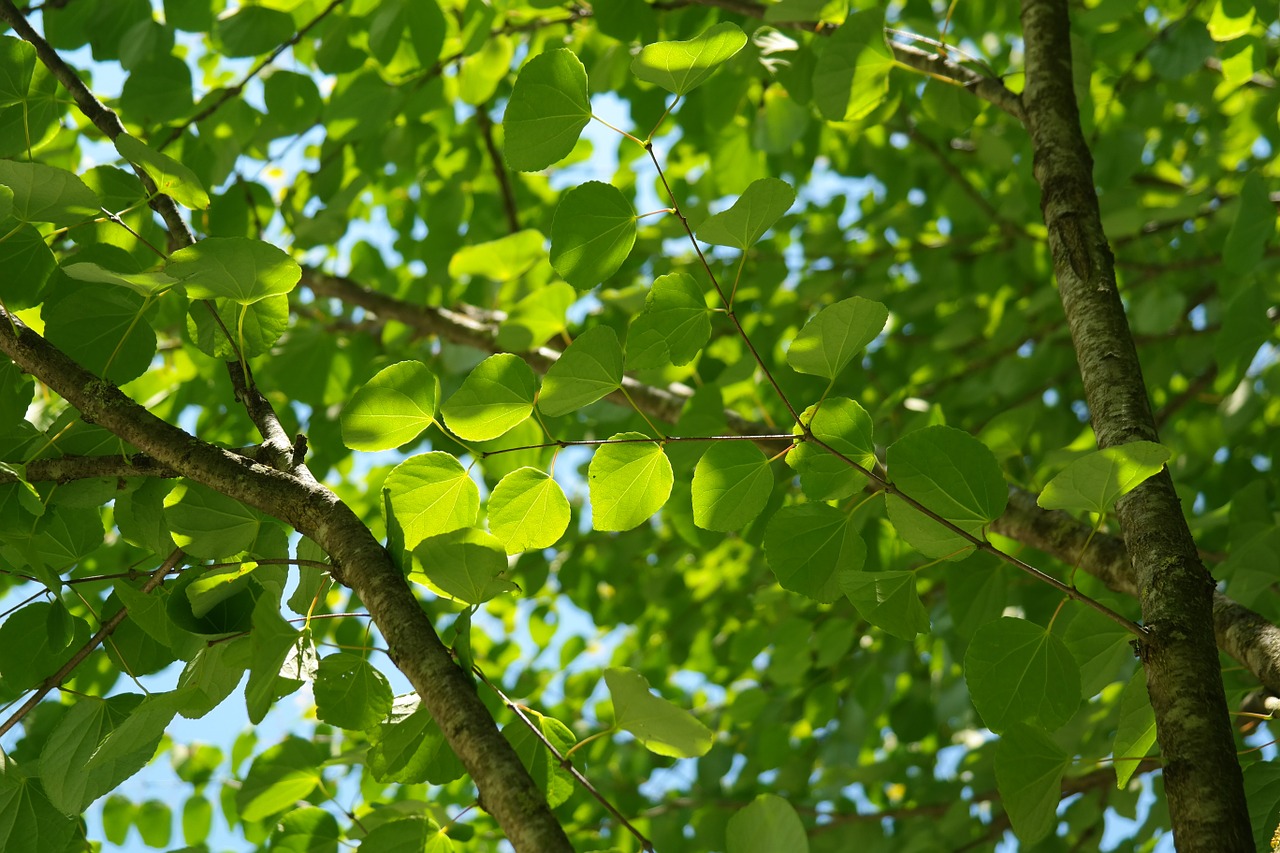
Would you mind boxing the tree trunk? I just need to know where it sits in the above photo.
[1019,0,1252,847]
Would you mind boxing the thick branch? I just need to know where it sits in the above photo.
[0,310,572,853]
[1020,0,1250,846]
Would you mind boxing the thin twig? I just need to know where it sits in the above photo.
[476,106,521,234]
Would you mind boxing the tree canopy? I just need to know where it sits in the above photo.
[0,0,1277,851]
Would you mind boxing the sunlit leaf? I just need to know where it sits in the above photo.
[604,667,713,758]
[787,295,888,379]
[631,22,747,96]
[383,452,480,549]
[410,528,519,605]
[488,468,571,554]
[441,353,537,441]
[625,272,712,370]
[166,237,301,304]
[549,181,637,290]
[503,49,591,171]
[539,325,624,416]
[787,397,876,501]
[1037,441,1170,514]
[696,178,795,250]
[691,442,774,532]
[115,132,210,210]
[588,432,673,531]
[341,360,440,452]
[812,9,894,121]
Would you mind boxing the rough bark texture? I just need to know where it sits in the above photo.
[0,311,574,853]
[1019,0,1251,847]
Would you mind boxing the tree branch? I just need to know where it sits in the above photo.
[0,309,573,852]
[1020,0,1250,844]
[304,271,1280,696]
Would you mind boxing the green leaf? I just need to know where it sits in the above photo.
[965,617,1081,732]
[383,452,480,550]
[726,794,809,853]
[184,562,259,619]
[0,36,36,107]
[1207,0,1255,41]
[61,261,179,298]
[497,281,576,351]
[695,178,796,250]
[764,504,865,603]
[369,699,465,785]
[488,468,571,554]
[449,229,546,281]
[604,667,714,758]
[187,294,289,359]
[314,652,395,732]
[691,442,774,532]
[787,397,876,501]
[114,132,210,210]
[41,286,156,385]
[163,482,261,559]
[503,710,577,808]
[271,807,339,853]
[1223,174,1273,274]
[886,425,1009,560]
[1037,441,1171,514]
[812,9,894,121]
[214,4,296,57]
[995,723,1071,845]
[237,737,324,822]
[549,181,637,290]
[341,360,439,451]
[1063,607,1133,698]
[631,22,747,96]
[587,432,674,531]
[441,353,537,441]
[839,571,929,640]
[538,325,624,416]
[787,295,888,379]
[625,272,712,370]
[0,160,100,225]
[1113,668,1157,788]
[165,236,301,304]
[410,527,519,605]
[502,48,591,171]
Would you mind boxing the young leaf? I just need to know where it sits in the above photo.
[995,723,1071,845]
[726,794,809,853]
[965,617,1081,732]
[588,433,673,531]
[187,295,288,359]
[764,504,866,603]
[502,49,591,172]
[549,181,637,290]
[604,667,714,758]
[1037,441,1171,514]
[165,237,301,304]
[410,528,519,605]
[538,325,624,416]
[441,353,537,442]
[631,22,747,96]
[625,272,712,370]
[314,652,395,732]
[114,132,210,210]
[488,468,571,554]
[383,452,480,549]
[886,425,1008,560]
[497,282,576,351]
[787,397,876,501]
[695,177,796,250]
[839,571,930,640]
[786,295,888,379]
[341,360,440,452]
[1112,668,1157,788]
[0,160,100,225]
[812,9,894,122]
[691,442,774,532]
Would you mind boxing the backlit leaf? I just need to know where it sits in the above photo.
[449,229,546,281]
[1037,441,1170,514]
[539,325,624,416]
[164,482,261,559]
[812,9,894,121]
[383,452,480,549]
[588,432,673,531]
[691,442,774,532]
[604,667,713,758]
[341,360,440,452]
[787,295,888,379]
[0,160,100,225]
[411,528,519,605]
[488,468,571,554]
[631,22,747,96]
[115,132,210,210]
[787,397,876,501]
[696,178,795,250]
[625,272,712,370]
[441,353,537,441]
[166,237,301,304]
